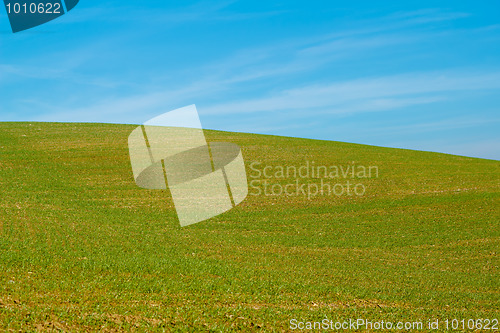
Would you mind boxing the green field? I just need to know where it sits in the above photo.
[0,122,498,332]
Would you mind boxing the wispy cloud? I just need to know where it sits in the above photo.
[201,70,500,115]
[367,116,500,135]
[170,8,474,91]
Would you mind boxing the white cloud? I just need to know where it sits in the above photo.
[200,70,500,115]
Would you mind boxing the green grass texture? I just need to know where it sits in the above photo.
[0,122,498,331]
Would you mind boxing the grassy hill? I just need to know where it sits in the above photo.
[0,122,498,331]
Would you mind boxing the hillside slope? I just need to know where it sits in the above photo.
[0,122,498,331]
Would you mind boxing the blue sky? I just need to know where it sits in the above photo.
[1,0,499,159]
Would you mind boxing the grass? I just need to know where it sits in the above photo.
[0,122,498,332]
